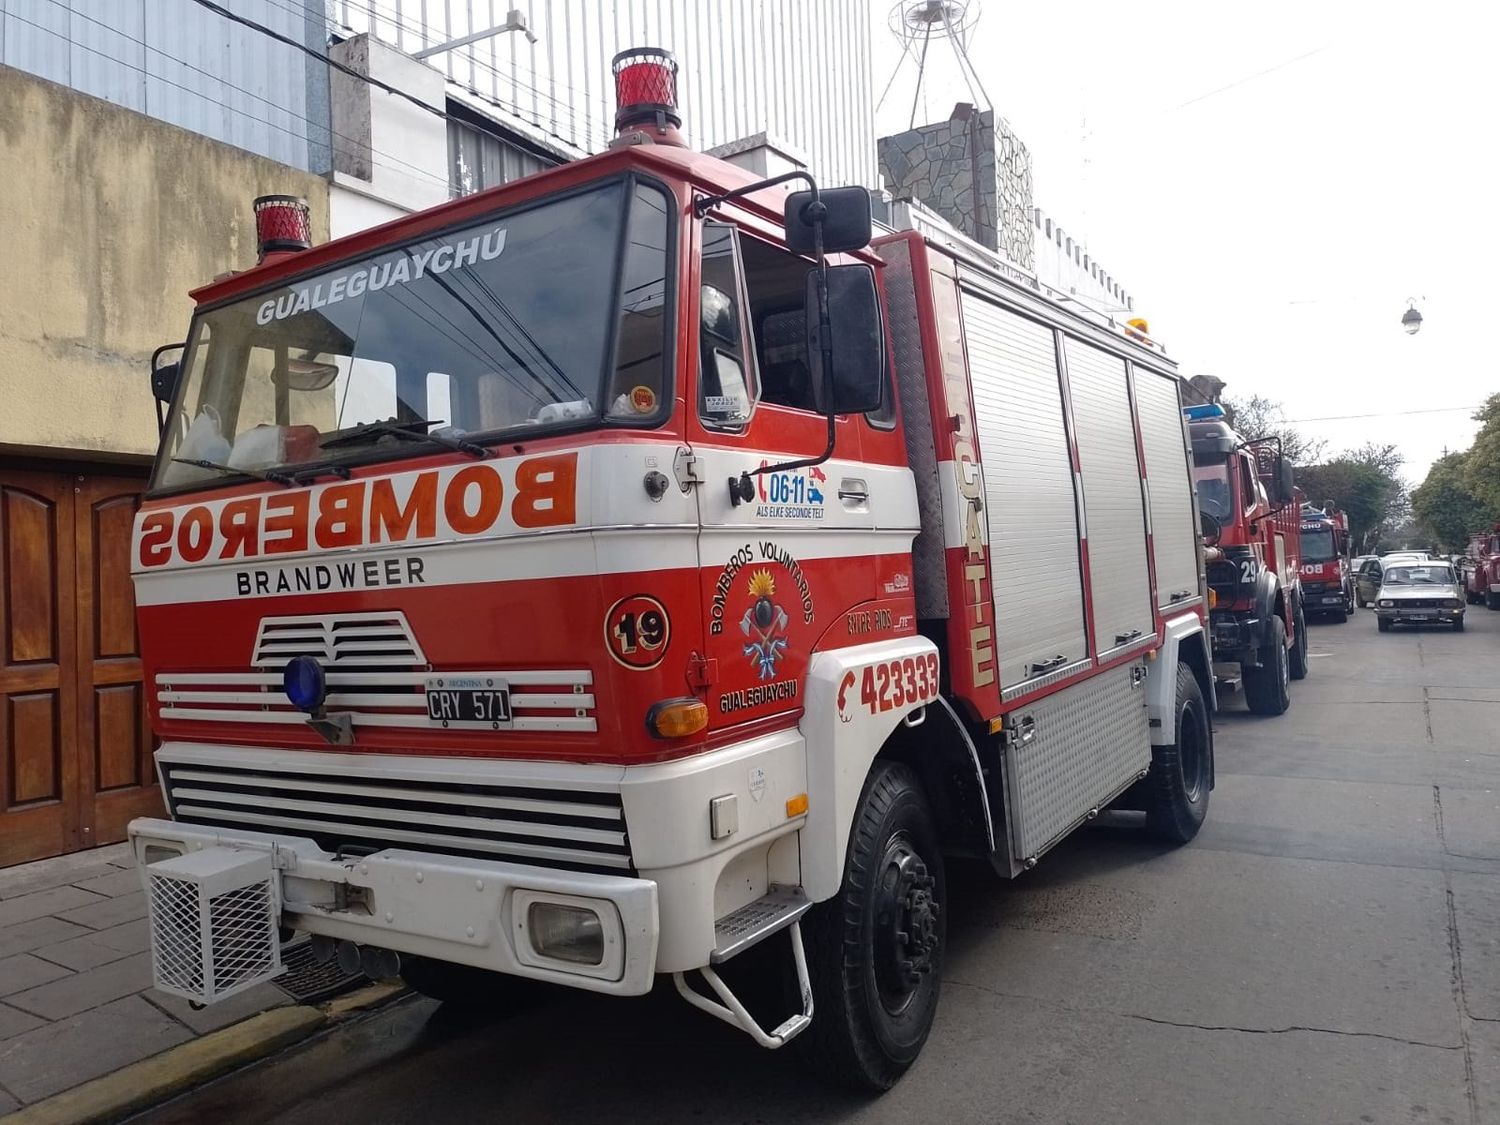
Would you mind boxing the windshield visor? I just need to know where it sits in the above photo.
[1192,462,1233,522]
[153,180,670,491]
[1302,527,1336,562]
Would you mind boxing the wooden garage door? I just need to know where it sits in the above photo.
[1,469,158,866]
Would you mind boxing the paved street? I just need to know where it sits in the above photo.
[0,845,296,1112]
[136,606,1500,1125]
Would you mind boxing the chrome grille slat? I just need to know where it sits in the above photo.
[163,759,632,874]
[168,787,627,847]
[157,670,593,687]
[157,707,596,732]
[166,768,623,821]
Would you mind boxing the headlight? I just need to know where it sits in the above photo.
[527,902,604,965]
[1378,600,1394,608]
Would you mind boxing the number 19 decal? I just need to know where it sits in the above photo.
[605,594,671,670]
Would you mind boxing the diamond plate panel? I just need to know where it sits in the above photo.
[884,236,949,618]
[1005,661,1151,859]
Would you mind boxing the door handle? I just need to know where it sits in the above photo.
[1114,628,1145,646]
[837,479,869,505]
[1028,654,1067,675]
[1169,589,1194,602]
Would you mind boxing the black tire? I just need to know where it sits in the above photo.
[1243,616,1290,716]
[796,761,945,1092]
[400,956,550,1009]
[1143,663,1213,844]
[1487,592,1500,611]
[1289,602,1309,681]
[1454,616,1465,633]
[1377,617,1392,633]
[1356,590,1367,608]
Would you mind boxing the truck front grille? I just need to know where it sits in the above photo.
[160,754,632,875]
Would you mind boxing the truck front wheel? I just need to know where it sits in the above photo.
[1143,663,1212,844]
[1243,617,1290,715]
[797,761,945,1091]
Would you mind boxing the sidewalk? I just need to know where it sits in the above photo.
[0,843,324,1115]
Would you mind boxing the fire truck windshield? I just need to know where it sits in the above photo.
[1192,462,1233,521]
[153,179,670,491]
[1302,527,1336,562]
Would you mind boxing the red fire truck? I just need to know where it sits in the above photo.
[1463,527,1500,608]
[1299,504,1352,621]
[1187,405,1307,713]
[129,48,1213,1090]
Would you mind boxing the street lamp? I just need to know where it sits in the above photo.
[1401,299,1423,335]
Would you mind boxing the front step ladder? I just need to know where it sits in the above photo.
[672,886,813,1049]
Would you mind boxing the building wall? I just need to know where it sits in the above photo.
[0,66,329,459]
[0,0,330,173]
[330,0,878,188]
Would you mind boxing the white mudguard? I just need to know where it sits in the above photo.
[799,636,942,902]
[1147,612,1214,744]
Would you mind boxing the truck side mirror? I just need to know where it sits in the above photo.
[784,187,872,255]
[1271,458,1296,506]
[806,264,884,415]
[150,342,186,435]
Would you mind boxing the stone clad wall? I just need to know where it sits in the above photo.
[877,106,1033,271]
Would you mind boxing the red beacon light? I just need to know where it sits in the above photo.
[611,47,684,146]
[253,194,312,263]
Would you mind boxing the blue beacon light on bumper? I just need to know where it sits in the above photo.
[1182,403,1225,421]
[283,655,328,714]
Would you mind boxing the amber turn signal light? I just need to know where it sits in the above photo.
[646,698,708,739]
[785,792,809,818]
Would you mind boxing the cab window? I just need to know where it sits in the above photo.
[698,223,755,428]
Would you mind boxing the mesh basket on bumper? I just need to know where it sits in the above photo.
[146,848,283,1004]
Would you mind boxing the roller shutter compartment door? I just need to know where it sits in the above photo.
[1133,368,1201,611]
[960,291,1088,690]
[1063,338,1154,656]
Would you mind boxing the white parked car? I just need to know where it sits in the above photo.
[1375,562,1466,632]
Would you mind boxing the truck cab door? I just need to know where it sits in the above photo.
[687,218,893,731]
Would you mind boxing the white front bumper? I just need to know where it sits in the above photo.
[130,820,660,995]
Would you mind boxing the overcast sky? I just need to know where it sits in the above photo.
[871,0,1496,483]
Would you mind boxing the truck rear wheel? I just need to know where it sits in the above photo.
[1487,592,1500,611]
[797,761,945,1091]
[1289,603,1309,680]
[1243,617,1290,715]
[1143,663,1212,844]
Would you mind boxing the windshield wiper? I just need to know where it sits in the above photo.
[172,457,295,487]
[321,419,489,459]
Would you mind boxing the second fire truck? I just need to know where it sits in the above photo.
[128,48,1214,1090]
[1299,504,1353,621]
[1187,404,1307,713]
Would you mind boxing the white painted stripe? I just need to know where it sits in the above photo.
[156,670,593,687]
[134,526,915,607]
[155,690,595,711]
[171,805,632,868]
[158,707,597,732]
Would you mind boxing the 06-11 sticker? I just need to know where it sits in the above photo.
[604,594,671,670]
[838,653,939,719]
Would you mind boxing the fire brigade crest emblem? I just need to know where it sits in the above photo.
[740,569,789,679]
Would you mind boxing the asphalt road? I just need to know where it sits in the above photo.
[138,605,1500,1125]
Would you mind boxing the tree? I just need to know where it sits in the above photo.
[1221,394,1326,466]
[1462,394,1500,512]
[1412,452,1495,553]
[1298,444,1407,553]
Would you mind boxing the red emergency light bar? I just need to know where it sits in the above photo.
[254,194,312,260]
[612,47,682,136]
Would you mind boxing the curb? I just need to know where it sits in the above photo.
[2,982,405,1125]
